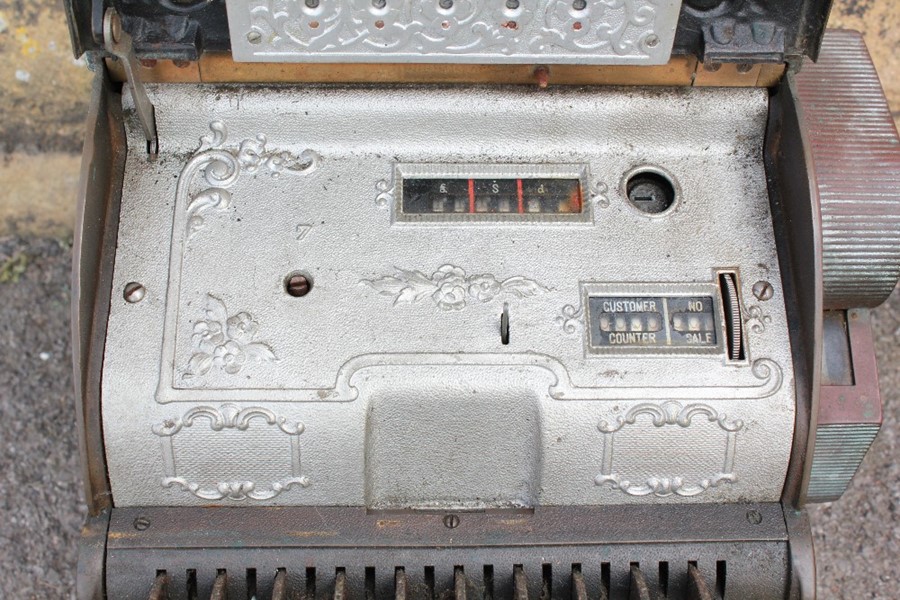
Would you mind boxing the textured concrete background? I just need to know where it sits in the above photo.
[0,0,897,598]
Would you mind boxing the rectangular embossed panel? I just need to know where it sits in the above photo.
[226,0,683,65]
[102,84,795,507]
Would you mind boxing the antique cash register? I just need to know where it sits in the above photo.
[65,0,900,598]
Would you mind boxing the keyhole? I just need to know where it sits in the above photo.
[626,171,675,214]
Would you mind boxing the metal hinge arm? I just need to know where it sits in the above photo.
[103,8,158,155]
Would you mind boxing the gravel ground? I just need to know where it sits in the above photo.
[0,236,86,599]
[0,235,897,598]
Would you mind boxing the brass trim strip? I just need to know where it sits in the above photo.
[106,54,784,87]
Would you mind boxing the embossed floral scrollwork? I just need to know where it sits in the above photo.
[595,401,744,498]
[374,179,393,209]
[532,0,657,55]
[181,121,320,238]
[185,295,277,378]
[152,403,309,501]
[556,303,585,334]
[363,264,548,311]
[242,0,666,60]
[745,304,772,334]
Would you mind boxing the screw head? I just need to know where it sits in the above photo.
[439,0,453,9]
[736,63,753,74]
[443,514,460,529]
[246,30,262,44]
[285,273,313,297]
[133,516,151,531]
[752,280,774,301]
[124,282,146,303]
[645,34,660,48]
[746,509,763,525]
[572,0,587,10]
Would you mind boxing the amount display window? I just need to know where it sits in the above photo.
[391,165,591,223]
[402,178,583,215]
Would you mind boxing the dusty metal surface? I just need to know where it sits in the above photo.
[225,0,683,65]
[101,83,795,508]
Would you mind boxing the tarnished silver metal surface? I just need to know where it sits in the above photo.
[794,30,900,309]
[226,0,683,65]
[103,83,795,507]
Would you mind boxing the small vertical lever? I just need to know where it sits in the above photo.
[500,303,510,345]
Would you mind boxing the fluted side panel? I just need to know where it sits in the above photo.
[807,423,880,503]
[794,30,900,308]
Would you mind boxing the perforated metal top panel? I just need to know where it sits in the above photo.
[225,0,683,64]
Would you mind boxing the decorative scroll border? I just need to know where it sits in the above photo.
[228,0,680,64]
[594,401,744,497]
[158,350,783,404]
[157,121,318,400]
[152,403,310,500]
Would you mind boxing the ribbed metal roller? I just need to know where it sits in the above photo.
[719,273,744,361]
[794,30,900,308]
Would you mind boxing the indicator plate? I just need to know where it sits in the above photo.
[393,164,591,224]
[583,283,724,355]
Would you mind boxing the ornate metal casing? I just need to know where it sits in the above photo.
[65,0,898,595]
[98,82,797,510]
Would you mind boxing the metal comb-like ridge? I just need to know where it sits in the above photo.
[794,30,900,308]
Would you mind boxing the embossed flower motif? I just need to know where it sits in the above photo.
[226,312,258,344]
[193,320,225,353]
[432,281,468,311]
[432,264,466,286]
[467,274,501,302]
[363,265,548,311]
[184,295,277,378]
[214,341,248,374]
[237,135,267,170]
